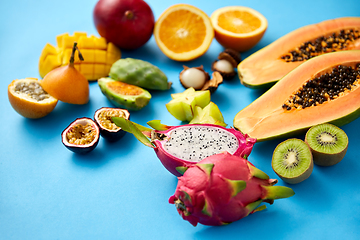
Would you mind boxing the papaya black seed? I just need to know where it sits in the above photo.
[281,28,360,62]
[283,64,359,111]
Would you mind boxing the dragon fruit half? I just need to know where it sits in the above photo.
[169,152,295,226]
[111,118,256,176]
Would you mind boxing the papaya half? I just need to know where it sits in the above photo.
[233,50,360,142]
[238,17,360,88]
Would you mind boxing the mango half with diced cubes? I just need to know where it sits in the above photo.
[39,32,121,81]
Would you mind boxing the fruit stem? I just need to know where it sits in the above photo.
[69,42,84,66]
[125,10,134,20]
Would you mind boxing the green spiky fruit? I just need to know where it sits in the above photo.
[169,152,295,226]
[109,58,171,90]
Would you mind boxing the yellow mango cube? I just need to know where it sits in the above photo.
[93,64,107,80]
[94,49,107,64]
[56,33,68,48]
[73,32,87,39]
[39,43,57,61]
[58,33,78,49]
[80,63,94,75]
[78,36,96,49]
[107,42,121,58]
[39,54,62,78]
[79,49,95,63]
[92,35,107,50]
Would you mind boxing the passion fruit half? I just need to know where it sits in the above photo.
[62,117,100,154]
[8,78,58,119]
[94,107,130,142]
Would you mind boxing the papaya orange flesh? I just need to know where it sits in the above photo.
[233,50,360,142]
[238,17,360,88]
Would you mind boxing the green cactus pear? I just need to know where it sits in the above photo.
[98,78,151,111]
[109,58,171,90]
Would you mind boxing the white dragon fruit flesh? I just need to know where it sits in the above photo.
[169,152,295,226]
[111,118,256,176]
[152,123,256,176]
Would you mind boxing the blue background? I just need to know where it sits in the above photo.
[1,0,360,239]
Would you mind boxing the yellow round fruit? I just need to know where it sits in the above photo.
[8,78,58,119]
[40,42,89,105]
[154,4,214,61]
[210,6,268,52]
[41,64,89,105]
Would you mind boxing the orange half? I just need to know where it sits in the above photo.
[211,6,268,52]
[154,4,214,61]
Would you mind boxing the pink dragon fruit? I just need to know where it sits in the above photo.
[169,152,295,226]
[111,118,256,176]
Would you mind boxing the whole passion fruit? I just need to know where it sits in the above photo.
[93,0,155,50]
[94,107,130,142]
[62,117,100,154]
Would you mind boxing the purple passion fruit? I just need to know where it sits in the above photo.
[94,107,130,141]
[62,117,100,154]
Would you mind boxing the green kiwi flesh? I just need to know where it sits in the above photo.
[272,138,313,184]
[305,123,348,166]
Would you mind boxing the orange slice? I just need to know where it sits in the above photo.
[154,4,214,61]
[8,78,58,119]
[210,6,268,52]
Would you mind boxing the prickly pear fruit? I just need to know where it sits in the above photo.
[169,152,295,226]
[98,77,151,111]
[109,58,171,90]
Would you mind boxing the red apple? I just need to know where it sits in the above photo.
[93,0,155,50]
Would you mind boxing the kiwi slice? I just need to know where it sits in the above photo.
[305,123,348,166]
[272,138,313,184]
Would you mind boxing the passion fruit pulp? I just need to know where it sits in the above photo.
[62,117,100,154]
[94,107,130,142]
